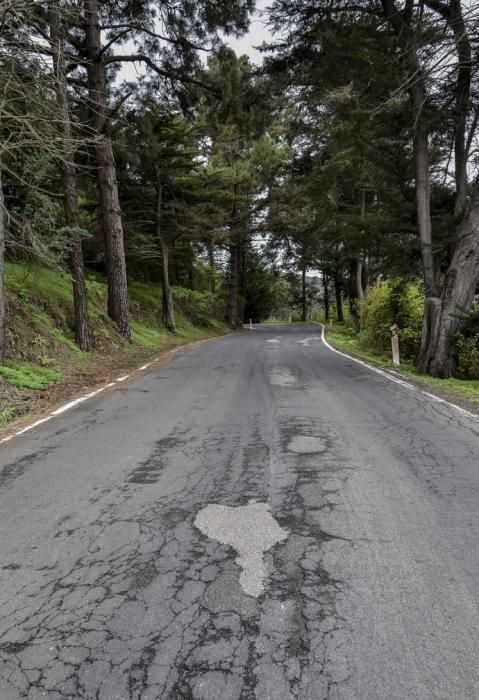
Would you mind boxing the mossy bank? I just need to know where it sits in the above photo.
[0,263,228,429]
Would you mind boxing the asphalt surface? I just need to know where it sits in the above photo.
[0,323,478,699]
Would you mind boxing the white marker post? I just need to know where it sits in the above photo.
[289,315,292,324]
[328,318,333,331]
[390,323,400,366]
[249,319,253,331]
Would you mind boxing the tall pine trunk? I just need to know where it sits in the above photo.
[334,275,344,322]
[238,239,247,324]
[323,273,330,321]
[155,181,175,333]
[301,264,307,322]
[356,260,365,300]
[357,189,366,300]
[51,3,90,351]
[84,0,130,340]
[0,158,5,365]
[413,105,440,371]
[227,242,240,329]
[349,260,360,331]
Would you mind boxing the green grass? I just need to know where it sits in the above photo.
[0,363,62,390]
[130,320,166,347]
[327,322,479,404]
[128,279,161,308]
[6,261,72,298]
[0,408,15,427]
[0,262,231,431]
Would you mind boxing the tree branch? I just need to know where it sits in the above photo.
[104,54,220,95]
[100,23,208,52]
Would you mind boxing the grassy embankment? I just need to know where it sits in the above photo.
[326,321,479,407]
[0,263,228,428]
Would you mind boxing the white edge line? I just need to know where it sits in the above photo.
[14,417,53,436]
[320,324,479,423]
[51,395,90,416]
[0,339,204,446]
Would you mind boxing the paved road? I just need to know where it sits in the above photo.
[1,324,478,699]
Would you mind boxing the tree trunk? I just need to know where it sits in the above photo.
[416,182,479,377]
[301,263,307,322]
[84,0,130,340]
[227,242,239,329]
[381,0,439,364]
[160,243,176,333]
[357,190,366,300]
[0,158,5,365]
[334,275,344,322]
[51,3,90,351]
[356,260,365,300]
[349,260,360,330]
[323,273,330,321]
[155,181,176,333]
[238,239,246,323]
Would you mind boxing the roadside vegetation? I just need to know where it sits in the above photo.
[323,281,479,406]
[0,262,227,427]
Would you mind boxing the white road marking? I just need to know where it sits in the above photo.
[14,417,53,435]
[298,336,321,347]
[320,324,479,423]
[266,338,281,344]
[51,396,90,416]
[194,501,289,597]
[0,338,211,447]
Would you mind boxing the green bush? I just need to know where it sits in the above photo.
[359,280,423,360]
[455,308,479,378]
[359,284,391,354]
[456,335,479,378]
[172,287,219,327]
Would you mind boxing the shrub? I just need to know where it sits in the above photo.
[172,287,220,327]
[456,335,479,378]
[359,279,423,360]
[359,284,392,354]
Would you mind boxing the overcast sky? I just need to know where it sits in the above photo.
[222,0,273,64]
[117,1,273,83]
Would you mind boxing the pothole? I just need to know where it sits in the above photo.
[269,367,296,387]
[194,501,289,597]
[287,435,326,454]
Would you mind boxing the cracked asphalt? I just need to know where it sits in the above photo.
[1,323,479,699]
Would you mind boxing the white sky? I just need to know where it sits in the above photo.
[222,0,273,65]
[117,1,273,83]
